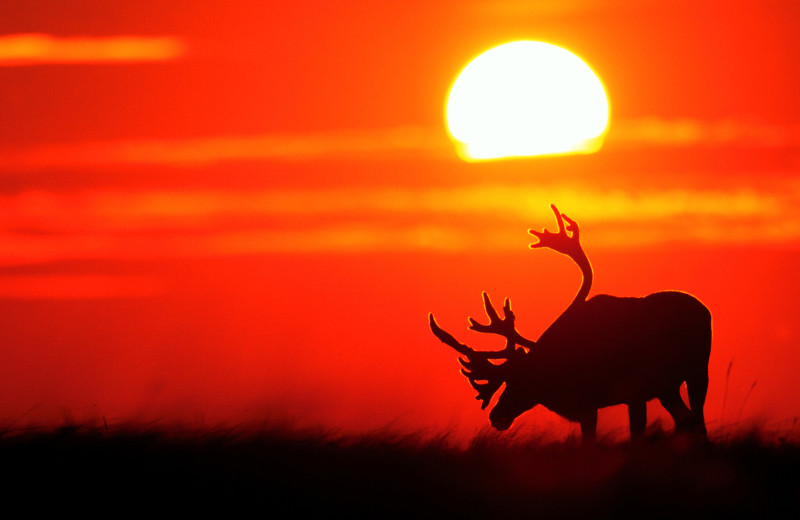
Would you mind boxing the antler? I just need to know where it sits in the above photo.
[529,203,582,257]
[529,204,593,307]
[429,293,531,409]
[467,292,536,351]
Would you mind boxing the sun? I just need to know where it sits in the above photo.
[446,41,610,161]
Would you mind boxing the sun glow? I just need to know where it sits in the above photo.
[446,41,610,160]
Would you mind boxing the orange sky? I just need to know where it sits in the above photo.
[0,1,799,441]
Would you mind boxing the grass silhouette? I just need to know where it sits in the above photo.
[1,423,798,516]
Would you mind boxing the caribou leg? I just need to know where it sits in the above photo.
[628,401,647,440]
[579,411,598,444]
[687,371,709,437]
[659,386,694,432]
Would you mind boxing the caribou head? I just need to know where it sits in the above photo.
[429,205,587,431]
[429,293,533,430]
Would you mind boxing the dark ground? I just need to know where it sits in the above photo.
[1,424,798,517]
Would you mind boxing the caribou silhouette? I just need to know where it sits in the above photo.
[429,205,711,442]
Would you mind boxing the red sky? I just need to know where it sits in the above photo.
[1,1,799,441]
